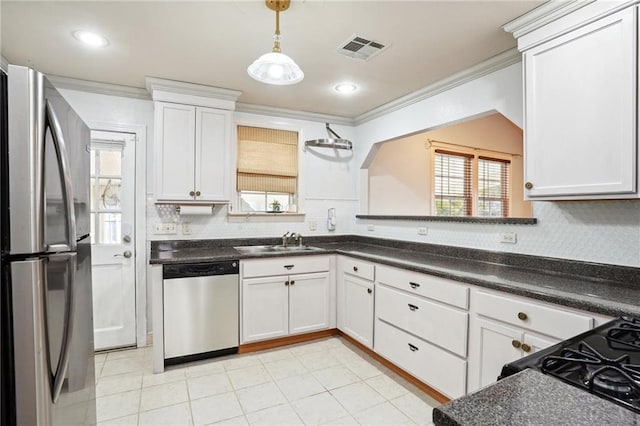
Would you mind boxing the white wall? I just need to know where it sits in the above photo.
[147,112,358,240]
[353,62,640,267]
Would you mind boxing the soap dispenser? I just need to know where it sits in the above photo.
[327,208,336,231]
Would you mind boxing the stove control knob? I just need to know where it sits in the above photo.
[511,340,521,349]
[517,312,528,321]
[522,343,532,353]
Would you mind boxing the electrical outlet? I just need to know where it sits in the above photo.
[182,222,192,235]
[417,227,428,235]
[500,232,517,244]
[308,220,317,231]
[154,222,177,235]
[367,224,375,231]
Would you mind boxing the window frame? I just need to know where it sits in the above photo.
[429,143,513,217]
[230,120,305,219]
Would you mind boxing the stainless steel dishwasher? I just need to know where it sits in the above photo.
[163,260,239,364]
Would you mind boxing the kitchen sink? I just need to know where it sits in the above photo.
[233,245,324,254]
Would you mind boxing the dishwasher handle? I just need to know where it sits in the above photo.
[163,261,239,279]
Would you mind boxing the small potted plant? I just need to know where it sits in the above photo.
[269,200,281,212]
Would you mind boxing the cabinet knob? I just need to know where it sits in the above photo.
[512,339,522,349]
[522,343,532,353]
[353,266,358,272]
[517,312,528,321]
[525,182,533,190]
[189,191,195,196]
[196,191,201,196]
[285,281,290,286]
[367,288,373,295]
[290,280,295,286]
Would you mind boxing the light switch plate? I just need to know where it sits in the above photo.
[308,220,317,231]
[417,227,428,235]
[182,222,192,235]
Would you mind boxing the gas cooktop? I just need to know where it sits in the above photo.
[501,316,640,413]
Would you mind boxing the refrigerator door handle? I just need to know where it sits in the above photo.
[48,252,77,403]
[45,100,77,252]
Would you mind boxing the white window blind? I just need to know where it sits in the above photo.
[478,156,510,217]
[237,126,298,194]
[434,150,472,216]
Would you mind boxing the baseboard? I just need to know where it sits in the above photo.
[238,329,340,354]
[338,331,451,404]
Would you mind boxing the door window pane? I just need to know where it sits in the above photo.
[99,150,122,176]
[98,178,121,210]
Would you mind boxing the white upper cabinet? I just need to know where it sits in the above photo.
[155,102,232,203]
[147,77,241,204]
[509,3,639,199]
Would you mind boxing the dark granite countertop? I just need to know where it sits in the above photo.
[433,369,640,425]
[149,236,640,318]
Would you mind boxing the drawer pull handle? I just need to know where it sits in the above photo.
[408,304,419,311]
[522,343,532,353]
[408,343,419,352]
[290,280,295,286]
[517,312,528,321]
[353,266,358,272]
[284,265,294,270]
[367,288,373,295]
[409,282,420,289]
[285,281,290,286]
[512,340,521,349]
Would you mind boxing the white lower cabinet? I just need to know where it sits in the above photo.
[342,274,375,348]
[241,256,332,344]
[375,319,467,399]
[467,288,611,393]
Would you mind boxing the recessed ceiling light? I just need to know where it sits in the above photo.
[334,83,358,94]
[73,30,108,47]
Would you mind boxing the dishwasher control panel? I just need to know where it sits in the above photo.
[163,260,239,279]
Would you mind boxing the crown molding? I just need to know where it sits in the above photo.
[0,55,9,73]
[145,76,242,110]
[235,102,354,126]
[503,0,596,39]
[353,48,522,126]
[47,74,151,100]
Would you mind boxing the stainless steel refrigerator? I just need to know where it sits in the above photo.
[1,65,96,425]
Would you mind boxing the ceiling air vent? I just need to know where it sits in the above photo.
[336,35,389,61]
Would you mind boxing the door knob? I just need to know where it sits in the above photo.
[114,250,132,259]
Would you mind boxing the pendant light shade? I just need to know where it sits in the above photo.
[248,0,304,86]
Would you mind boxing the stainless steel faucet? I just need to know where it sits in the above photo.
[282,231,291,247]
[282,232,303,247]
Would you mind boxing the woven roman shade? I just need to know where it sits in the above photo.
[237,126,298,194]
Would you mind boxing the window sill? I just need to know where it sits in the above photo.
[355,215,537,225]
[228,212,306,223]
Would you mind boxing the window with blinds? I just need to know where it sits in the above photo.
[434,150,472,216]
[237,125,298,212]
[478,157,510,217]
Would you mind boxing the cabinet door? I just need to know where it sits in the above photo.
[155,102,196,201]
[289,272,330,335]
[524,7,637,198]
[468,317,523,392]
[342,274,375,348]
[194,107,231,202]
[242,276,289,343]
[523,332,559,355]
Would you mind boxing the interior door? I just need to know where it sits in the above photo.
[89,130,136,350]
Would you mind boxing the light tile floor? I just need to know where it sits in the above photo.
[94,337,439,426]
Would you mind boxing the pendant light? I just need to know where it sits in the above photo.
[247,0,304,85]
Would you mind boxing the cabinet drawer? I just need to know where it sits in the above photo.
[475,290,593,340]
[342,258,375,281]
[242,256,330,278]
[376,265,469,309]
[374,319,467,398]
[376,285,468,357]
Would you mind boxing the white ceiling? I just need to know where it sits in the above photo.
[1,1,542,119]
